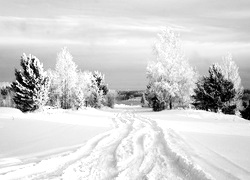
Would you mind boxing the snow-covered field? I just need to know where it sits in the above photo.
[135,107,250,180]
[0,106,250,179]
[0,107,113,167]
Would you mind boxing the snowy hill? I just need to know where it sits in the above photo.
[0,106,250,179]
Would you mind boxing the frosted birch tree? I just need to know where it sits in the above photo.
[221,53,243,110]
[51,48,109,109]
[46,69,60,107]
[74,71,94,108]
[146,28,197,110]
[55,47,78,109]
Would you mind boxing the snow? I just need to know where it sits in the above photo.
[0,107,23,116]
[136,108,250,180]
[0,107,113,168]
[0,106,250,179]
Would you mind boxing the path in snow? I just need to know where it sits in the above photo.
[0,110,213,180]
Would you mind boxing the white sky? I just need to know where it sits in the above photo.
[0,0,250,90]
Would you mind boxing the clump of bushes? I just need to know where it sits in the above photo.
[241,100,250,120]
[105,90,117,108]
[0,83,15,107]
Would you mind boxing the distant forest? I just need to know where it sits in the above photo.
[116,90,143,101]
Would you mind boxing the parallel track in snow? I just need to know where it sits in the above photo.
[0,110,213,180]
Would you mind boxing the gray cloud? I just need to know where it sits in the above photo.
[0,0,250,89]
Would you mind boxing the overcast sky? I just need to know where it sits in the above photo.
[0,0,250,90]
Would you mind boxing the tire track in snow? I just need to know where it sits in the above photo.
[0,110,214,180]
[0,131,113,179]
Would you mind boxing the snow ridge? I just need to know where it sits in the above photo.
[0,111,213,180]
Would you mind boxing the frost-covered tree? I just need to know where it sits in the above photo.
[221,53,243,110]
[12,54,49,112]
[146,28,197,110]
[55,47,78,109]
[50,48,109,109]
[73,71,94,109]
[92,71,109,96]
[141,93,147,107]
[0,83,15,107]
[105,90,116,108]
[88,85,103,108]
[192,64,236,114]
[240,100,250,120]
[46,69,60,107]
[88,71,108,108]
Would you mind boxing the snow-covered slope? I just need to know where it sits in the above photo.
[1,107,250,179]
[0,110,212,180]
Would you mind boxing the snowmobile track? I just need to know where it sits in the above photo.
[0,110,213,180]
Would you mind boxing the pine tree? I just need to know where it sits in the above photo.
[92,71,108,95]
[146,28,197,110]
[192,64,236,114]
[240,100,250,120]
[12,54,49,112]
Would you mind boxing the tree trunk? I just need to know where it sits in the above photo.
[169,98,172,110]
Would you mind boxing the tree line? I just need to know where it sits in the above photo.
[7,47,116,112]
[0,27,250,120]
[142,28,250,120]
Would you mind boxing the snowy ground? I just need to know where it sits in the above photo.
[135,107,250,180]
[0,107,113,168]
[0,106,250,179]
